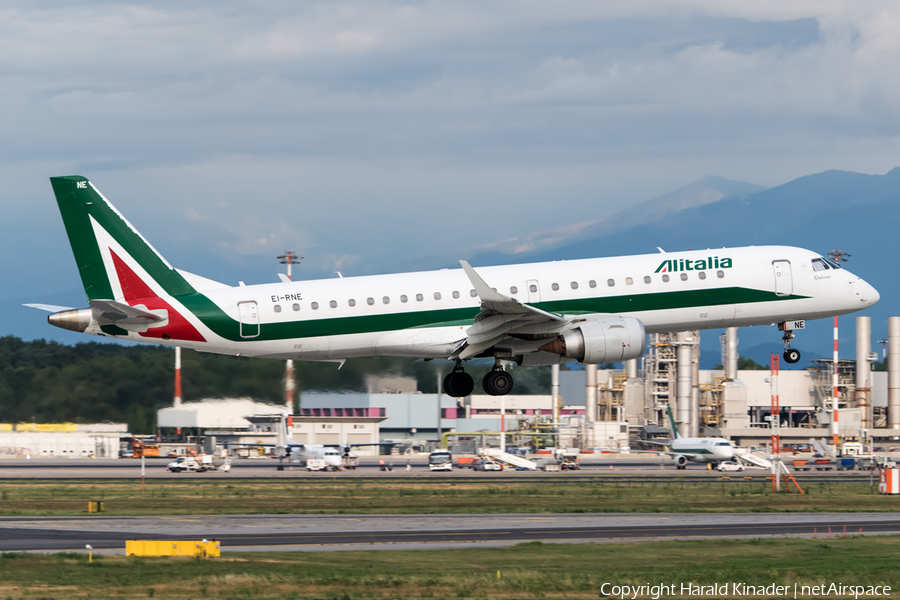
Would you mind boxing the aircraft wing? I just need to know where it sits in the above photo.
[633,449,698,460]
[457,260,566,360]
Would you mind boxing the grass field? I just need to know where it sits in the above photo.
[0,478,896,516]
[0,536,897,599]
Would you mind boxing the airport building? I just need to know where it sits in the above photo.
[0,423,126,458]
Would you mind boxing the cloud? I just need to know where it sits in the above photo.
[3,0,900,308]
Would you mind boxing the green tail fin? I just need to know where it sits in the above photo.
[50,176,194,301]
[667,403,679,440]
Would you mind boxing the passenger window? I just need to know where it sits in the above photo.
[383,296,390,304]
[698,272,707,280]
[644,276,651,284]
[510,286,518,295]
[329,300,337,308]
[416,293,424,302]
[717,270,725,278]
[452,290,460,299]
[292,303,300,311]
[680,273,688,281]
[662,275,670,283]
[607,279,615,287]
[589,280,596,288]
[551,283,559,291]
[348,300,355,307]
[367,297,375,306]
[571,282,578,290]
[529,284,537,293]
[274,305,282,313]
[311,302,319,310]
[470,289,477,297]
[434,292,441,300]
[625,277,633,285]
[400,295,408,303]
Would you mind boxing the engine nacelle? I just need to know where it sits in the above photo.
[538,317,645,364]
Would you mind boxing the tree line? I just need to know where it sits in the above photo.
[0,336,550,432]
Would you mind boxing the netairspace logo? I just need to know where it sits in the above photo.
[600,582,891,599]
[655,257,732,274]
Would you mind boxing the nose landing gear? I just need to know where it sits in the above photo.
[779,321,804,364]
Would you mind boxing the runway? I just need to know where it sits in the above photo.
[2,513,898,554]
[0,457,878,481]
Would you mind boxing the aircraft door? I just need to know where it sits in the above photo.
[526,279,541,303]
[772,260,793,296]
[238,301,260,338]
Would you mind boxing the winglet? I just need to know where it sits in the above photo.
[459,260,509,303]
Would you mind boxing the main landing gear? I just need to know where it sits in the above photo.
[442,361,514,397]
[482,363,514,396]
[443,362,475,398]
[779,322,802,364]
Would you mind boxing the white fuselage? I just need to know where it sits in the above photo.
[97,245,879,361]
[672,437,735,463]
[288,445,343,468]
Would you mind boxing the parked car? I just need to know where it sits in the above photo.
[473,460,502,471]
[716,461,744,472]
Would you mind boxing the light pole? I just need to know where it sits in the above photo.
[828,250,850,450]
[277,251,302,281]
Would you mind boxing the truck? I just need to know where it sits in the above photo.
[555,448,581,470]
[429,450,453,472]
[167,454,231,473]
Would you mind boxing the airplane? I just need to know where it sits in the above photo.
[639,405,736,469]
[29,176,880,397]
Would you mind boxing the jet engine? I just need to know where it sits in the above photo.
[538,317,645,364]
[675,455,688,467]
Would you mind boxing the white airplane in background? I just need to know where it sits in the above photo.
[29,176,879,397]
[639,406,735,469]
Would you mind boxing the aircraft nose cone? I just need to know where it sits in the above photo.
[860,280,880,307]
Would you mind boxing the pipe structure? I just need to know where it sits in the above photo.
[725,327,738,380]
[692,342,700,436]
[551,363,560,423]
[675,331,695,438]
[626,358,639,380]
[890,317,900,430]
[585,364,597,447]
[284,359,295,414]
[856,317,871,431]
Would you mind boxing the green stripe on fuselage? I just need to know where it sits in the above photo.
[176,286,809,343]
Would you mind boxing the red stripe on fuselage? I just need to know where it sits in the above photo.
[110,250,206,342]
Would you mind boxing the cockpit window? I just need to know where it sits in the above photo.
[716,441,731,446]
[811,258,830,272]
[823,257,841,269]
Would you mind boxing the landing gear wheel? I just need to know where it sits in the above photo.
[784,348,801,364]
[482,370,514,396]
[443,370,474,397]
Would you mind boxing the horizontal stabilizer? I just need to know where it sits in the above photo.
[23,303,75,313]
[90,300,166,326]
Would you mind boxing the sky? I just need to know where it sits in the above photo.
[3,1,900,338]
